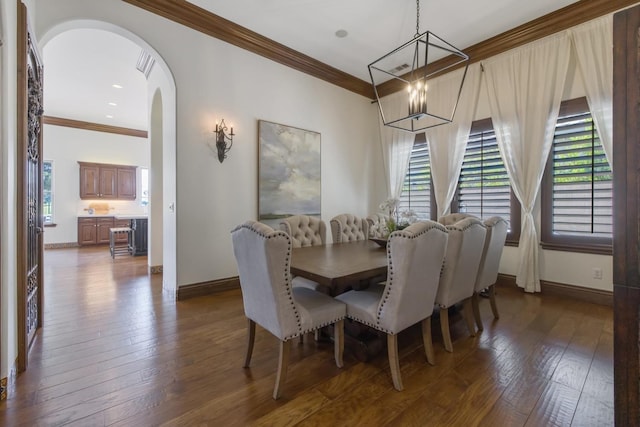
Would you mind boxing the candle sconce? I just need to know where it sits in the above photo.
[214,119,234,163]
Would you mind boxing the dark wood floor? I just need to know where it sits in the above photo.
[0,246,613,426]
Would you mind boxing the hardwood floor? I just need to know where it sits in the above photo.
[0,247,613,426]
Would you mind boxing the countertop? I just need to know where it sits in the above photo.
[78,214,148,219]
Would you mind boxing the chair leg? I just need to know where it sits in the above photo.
[273,340,291,400]
[387,334,403,391]
[421,317,435,365]
[472,293,484,331]
[489,285,500,319]
[440,307,453,353]
[244,319,256,368]
[463,298,476,337]
[334,319,344,368]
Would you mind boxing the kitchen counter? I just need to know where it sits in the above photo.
[114,214,148,220]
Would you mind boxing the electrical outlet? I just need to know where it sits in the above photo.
[592,268,603,280]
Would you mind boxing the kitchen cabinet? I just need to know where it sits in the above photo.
[79,162,136,200]
[78,216,129,245]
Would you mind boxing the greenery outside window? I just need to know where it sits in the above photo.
[452,118,520,244]
[541,97,612,255]
[399,133,435,220]
[43,160,54,225]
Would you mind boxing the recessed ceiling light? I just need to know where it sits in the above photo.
[108,102,117,106]
[106,115,114,119]
[335,29,348,38]
[112,84,123,89]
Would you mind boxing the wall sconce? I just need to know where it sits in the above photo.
[214,118,234,163]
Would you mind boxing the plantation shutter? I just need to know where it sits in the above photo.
[551,100,612,238]
[399,136,431,220]
[457,120,511,224]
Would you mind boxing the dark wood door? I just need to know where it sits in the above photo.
[16,1,43,371]
[117,167,136,199]
[97,218,115,244]
[77,218,97,245]
[613,4,640,424]
[100,166,117,199]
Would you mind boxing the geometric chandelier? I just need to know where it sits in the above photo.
[368,0,470,133]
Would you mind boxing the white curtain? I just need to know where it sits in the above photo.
[426,63,482,217]
[570,15,613,168]
[378,91,415,199]
[483,33,571,293]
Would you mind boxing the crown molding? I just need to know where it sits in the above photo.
[123,0,638,100]
[121,0,374,98]
[43,116,148,138]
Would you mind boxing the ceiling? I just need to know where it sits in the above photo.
[43,0,583,131]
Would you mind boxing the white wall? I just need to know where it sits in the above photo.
[34,0,383,288]
[42,124,149,245]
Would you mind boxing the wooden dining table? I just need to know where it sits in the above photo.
[290,239,389,361]
[290,239,388,296]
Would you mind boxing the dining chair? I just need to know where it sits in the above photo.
[366,213,390,238]
[330,213,369,243]
[231,220,346,399]
[335,221,448,391]
[279,215,328,293]
[438,212,474,226]
[435,216,486,352]
[471,216,508,330]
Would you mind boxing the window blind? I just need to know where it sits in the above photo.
[458,126,511,224]
[399,139,431,220]
[551,110,612,238]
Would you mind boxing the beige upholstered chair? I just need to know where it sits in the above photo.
[279,215,326,248]
[471,216,508,330]
[231,220,346,399]
[279,215,328,292]
[435,217,486,352]
[366,213,390,238]
[330,213,369,243]
[336,221,448,391]
[438,212,474,226]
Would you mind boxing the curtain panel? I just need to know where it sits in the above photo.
[378,90,415,200]
[425,63,482,218]
[483,33,571,293]
[569,15,613,168]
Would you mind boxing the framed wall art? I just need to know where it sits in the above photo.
[258,120,321,227]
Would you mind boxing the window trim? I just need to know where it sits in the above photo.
[540,97,612,255]
[451,118,521,245]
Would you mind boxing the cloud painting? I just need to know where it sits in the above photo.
[258,121,321,221]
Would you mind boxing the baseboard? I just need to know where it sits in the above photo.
[44,242,79,249]
[496,273,613,306]
[149,265,163,274]
[177,276,240,300]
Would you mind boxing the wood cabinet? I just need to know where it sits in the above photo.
[79,162,136,200]
[78,217,133,245]
[78,218,98,245]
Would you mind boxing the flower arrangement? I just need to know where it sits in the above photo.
[377,197,418,236]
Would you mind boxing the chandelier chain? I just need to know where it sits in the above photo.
[415,0,420,36]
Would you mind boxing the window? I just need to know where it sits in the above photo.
[452,119,520,243]
[399,133,435,220]
[541,97,612,254]
[43,160,54,225]
[140,168,149,207]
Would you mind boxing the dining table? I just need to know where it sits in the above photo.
[290,239,388,296]
[290,239,389,361]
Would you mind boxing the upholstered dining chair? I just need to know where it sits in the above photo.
[231,220,346,399]
[435,216,486,352]
[471,216,508,331]
[330,213,369,243]
[438,212,474,226]
[366,213,390,238]
[335,221,448,391]
[280,215,328,292]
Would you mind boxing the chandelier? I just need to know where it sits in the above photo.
[368,0,469,133]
